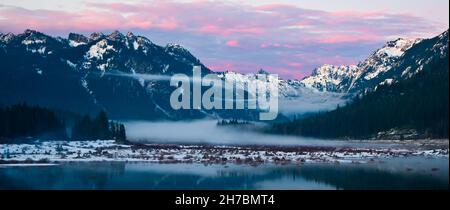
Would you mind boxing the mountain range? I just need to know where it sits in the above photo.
[0,29,448,121]
[0,30,216,120]
[272,29,449,139]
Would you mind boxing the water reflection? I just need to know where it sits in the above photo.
[0,157,448,190]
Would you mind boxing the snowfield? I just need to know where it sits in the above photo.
[0,140,448,165]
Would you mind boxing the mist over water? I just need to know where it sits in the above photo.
[124,120,348,146]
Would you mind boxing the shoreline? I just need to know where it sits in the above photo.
[1,140,448,166]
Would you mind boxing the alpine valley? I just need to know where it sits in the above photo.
[0,29,448,130]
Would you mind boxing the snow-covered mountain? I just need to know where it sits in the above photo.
[264,30,447,115]
[217,70,293,98]
[1,29,447,121]
[347,37,421,93]
[0,30,306,121]
[299,37,424,93]
[217,70,347,116]
[274,30,449,139]
[300,64,359,92]
[0,29,215,120]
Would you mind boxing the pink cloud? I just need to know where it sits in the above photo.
[255,3,296,11]
[199,25,264,36]
[278,70,304,80]
[0,1,441,79]
[319,33,380,44]
[0,1,434,42]
[260,43,296,49]
[330,11,386,18]
[287,62,303,68]
[157,20,178,30]
[225,40,240,47]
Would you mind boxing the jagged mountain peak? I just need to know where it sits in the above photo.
[68,33,89,47]
[432,29,449,57]
[298,33,432,93]
[257,69,270,75]
[81,30,157,54]
[126,31,135,37]
[0,29,208,75]
[346,37,421,91]
[20,29,51,41]
[313,64,358,75]
[299,64,358,92]
[0,32,15,43]
[107,30,125,41]
[373,37,419,58]
[68,32,87,40]
[165,43,187,51]
[164,43,200,65]
[23,29,40,35]
[89,32,105,42]
[437,29,448,39]
[0,29,217,120]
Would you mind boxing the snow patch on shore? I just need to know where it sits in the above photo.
[1,140,447,165]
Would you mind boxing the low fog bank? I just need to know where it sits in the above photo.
[278,89,348,116]
[124,120,347,146]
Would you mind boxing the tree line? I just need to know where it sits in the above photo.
[270,54,449,139]
[0,104,126,143]
[0,104,66,141]
[72,111,126,142]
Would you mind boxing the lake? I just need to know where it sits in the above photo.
[0,156,448,190]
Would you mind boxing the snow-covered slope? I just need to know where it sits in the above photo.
[140,30,447,117]
[300,64,359,92]
[217,70,307,99]
[1,29,447,120]
[359,38,419,80]
[0,30,214,120]
[347,38,420,92]
[299,37,422,93]
[218,70,347,116]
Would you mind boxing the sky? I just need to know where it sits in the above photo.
[0,0,448,79]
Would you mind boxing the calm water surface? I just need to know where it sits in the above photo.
[0,156,448,190]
